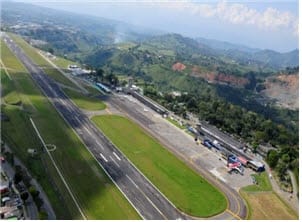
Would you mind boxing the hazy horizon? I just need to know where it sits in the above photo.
[12,0,299,52]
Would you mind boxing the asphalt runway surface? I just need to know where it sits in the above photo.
[3,34,189,220]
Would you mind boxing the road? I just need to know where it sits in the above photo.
[2,34,189,220]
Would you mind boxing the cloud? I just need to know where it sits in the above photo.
[156,0,298,36]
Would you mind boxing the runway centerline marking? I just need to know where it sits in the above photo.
[126,174,139,188]
[126,174,167,219]
[113,152,121,161]
[110,156,120,167]
[95,140,104,150]
[100,153,108,162]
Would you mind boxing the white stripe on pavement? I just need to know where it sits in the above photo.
[96,141,104,150]
[113,152,121,161]
[126,174,167,219]
[126,174,138,188]
[100,153,108,162]
[109,156,120,168]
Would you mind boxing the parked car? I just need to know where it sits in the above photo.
[203,139,213,149]
[228,154,240,164]
[212,140,222,151]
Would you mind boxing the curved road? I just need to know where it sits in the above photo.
[4,33,247,220]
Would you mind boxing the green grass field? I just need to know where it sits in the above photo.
[242,172,272,192]
[63,88,106,110]
[92,115,227,217]
[43,68,76,88]
[1,39,140,219]
[52,56,79,69]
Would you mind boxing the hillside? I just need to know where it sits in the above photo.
[261,73,299,110]
[196,38,298,70]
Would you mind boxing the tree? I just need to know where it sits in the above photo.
[29,186,40,199]
[38,211,48,220]
[96,68,104,82]
[14,172,23,184]
[267,150,279,168]
[35,197,44,210]
[20,192,29,202]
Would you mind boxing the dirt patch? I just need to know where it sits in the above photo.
[172,62,186,71]
[191,65,248,87]
[243,191,298,220]
[262,74,298,110]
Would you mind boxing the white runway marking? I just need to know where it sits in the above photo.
[113,152,121,161]
[126,174,167,219]
[110,156,120,167]
[95,140,104,150]
[100,153,108,162]
[210,168,226,183]
[126,174,138,188]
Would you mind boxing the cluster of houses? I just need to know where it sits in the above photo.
[0,168,24,220]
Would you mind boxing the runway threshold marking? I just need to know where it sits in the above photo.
[126,174,167,219]
[100,153,108,162]
[109,156,120,167]
[113,152,121,161]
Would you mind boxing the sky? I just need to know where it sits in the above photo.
[15,0,299,52]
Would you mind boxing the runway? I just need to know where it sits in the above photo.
[2,34,187,220]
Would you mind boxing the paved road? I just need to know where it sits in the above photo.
[3,34,188,220]
[106,94,248,220]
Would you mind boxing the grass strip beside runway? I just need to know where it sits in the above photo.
[63,88,106,110]
[92,114,227,217]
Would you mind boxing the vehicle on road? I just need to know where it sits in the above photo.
[212,140,222,151]
[237,156,248,167]
[247,160,265,172]
[203,139,213,149]
[228,154,240,164]
[227,162,244,175]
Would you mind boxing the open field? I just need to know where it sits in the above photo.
[242,172,272,192]
[43,68,76,88]
[52,56,79,69]
[92,115,227,217]
[240,172,297,219]
[63,88,106,110]
[1,39,140,219]
[240,191,298,220]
